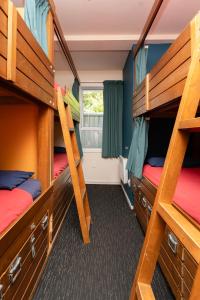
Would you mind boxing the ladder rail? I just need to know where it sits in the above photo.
[56,88,91,244]
[130,13,200,300]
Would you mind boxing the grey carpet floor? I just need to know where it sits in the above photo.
[34,185,174,300]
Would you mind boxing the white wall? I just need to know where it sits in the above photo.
[55,69,122,185]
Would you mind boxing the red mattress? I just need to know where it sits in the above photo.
[0,189,32,234]
[143,165,200,225]
[54,153,68,178]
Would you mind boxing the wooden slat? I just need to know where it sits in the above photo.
[15,70,54,107]
[149,41,191,92]
[150,79,185,110]
[0,32,7,58]
[16,50,54,97]
[17,13,54,75]
[134,96,146,111]
[0,55,7,79]
[136,283,155,300]
[0,8,8,37]
[149,58,190,101]
[133,104,146,117]
[150,25,191,79]
[179,117,200,131]
[0,0,8,15]
[17,32,54,86]
[133,0,164,58]
[158,203,200,263]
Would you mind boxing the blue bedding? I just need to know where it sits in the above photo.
[19,179,41,200]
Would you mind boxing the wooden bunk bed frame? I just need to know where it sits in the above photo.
[0,0,84,298]
[131,12,200,300]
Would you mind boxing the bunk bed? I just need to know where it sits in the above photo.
[0,0,79,298]
[131,13,200,300]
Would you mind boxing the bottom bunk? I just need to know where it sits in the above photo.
[51,149,74,243]
[132,163,199,300]
[0,186,53,300]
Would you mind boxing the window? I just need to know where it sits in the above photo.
[80,88,103,149]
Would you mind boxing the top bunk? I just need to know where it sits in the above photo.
[0,0,81,122]
[133,11,200,117]
[0,0,55,108]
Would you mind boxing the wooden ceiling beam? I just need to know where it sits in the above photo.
[134,0,164,58]
[48,0,80,84]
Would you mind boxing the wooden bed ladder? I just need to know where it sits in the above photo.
[130,15,200,300]
[57,87,91,244]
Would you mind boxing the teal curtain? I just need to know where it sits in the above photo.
[135,46,148,87]
[24,0,49,55]
[72,79,83,158]
[102,81,123,158]
[126,117,149,179]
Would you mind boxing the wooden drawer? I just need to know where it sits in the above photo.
[0,0,8,79]
[182,281,191,300]
[135,197,147,232]
[0,212,48,299]
[182,248,197,279]
[159,248,182,300]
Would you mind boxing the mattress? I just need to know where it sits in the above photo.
[143,165,200,225]
[0,179,41,235]
[54,153,68,178]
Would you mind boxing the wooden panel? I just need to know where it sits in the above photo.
[183,248,198,279]
[0,8,8,37]
[0,32,7,58]
[17,32,54,86]
[150,25,191,79]
[159,247,182,299]
[150,79,185,111]
[133,104,146,117]
[16,50,54,96]
[0,0,8,15]
[15,70,54,107]
[149,58,190,101]
[17,13,53,74]
[149,41,191,92]
[0,55,7,79]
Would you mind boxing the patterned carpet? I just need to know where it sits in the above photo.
[34,185,174,300]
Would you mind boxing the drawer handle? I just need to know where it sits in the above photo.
[141,197,147,208]
[168,232,178,254]
[0,284,3,300]
[9,256,22,284]
[147,205,152,214]
[30,234,36,258]
[41,215,49,231]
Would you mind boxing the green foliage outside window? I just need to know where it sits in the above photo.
[83,90,103,113]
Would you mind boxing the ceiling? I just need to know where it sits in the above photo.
[13,0,200,71]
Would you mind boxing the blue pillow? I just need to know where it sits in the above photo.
[19,179,41,200]
[54,147,66,153]
[0,170,33,190]
[146,157,165,167]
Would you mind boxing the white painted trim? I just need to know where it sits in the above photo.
[83,148,102,153]
[86,179,120,185]
[120,182,134,210]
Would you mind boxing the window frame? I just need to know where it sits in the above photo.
[80,86,104,151]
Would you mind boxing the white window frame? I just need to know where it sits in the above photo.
[80,86,104,151]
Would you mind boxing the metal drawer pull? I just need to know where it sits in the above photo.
[41,215,49,231]
[0,284,3,300]
[147,205,152,214]
[141,197,147,208]
[31,234,36,258]
[9,256,22,284]
[168,232,178,254]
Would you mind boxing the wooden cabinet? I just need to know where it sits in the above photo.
[0,186,53,299]
[132,176,198,299]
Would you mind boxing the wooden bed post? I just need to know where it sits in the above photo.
[130,13,200,300]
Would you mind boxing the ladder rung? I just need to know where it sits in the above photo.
[136,283,155,300]
[179,117,200,132]
[158,202,200,263]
